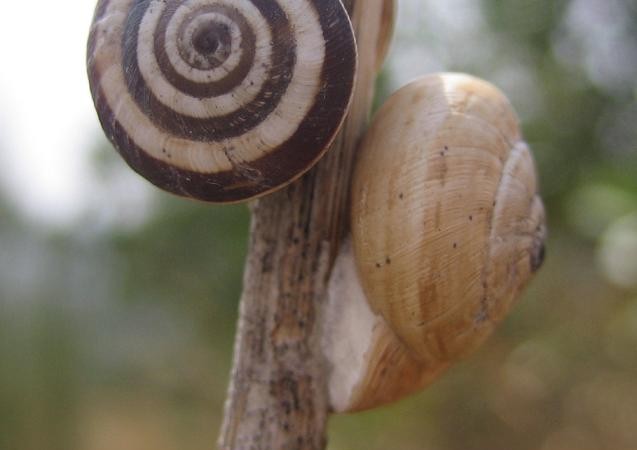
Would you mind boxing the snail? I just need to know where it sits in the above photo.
[86,0,546,417]
[323,73,546,412]
[87,0,357,203]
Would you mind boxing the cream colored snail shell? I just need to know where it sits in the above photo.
[87,0,357,203]
[324,73,547,412]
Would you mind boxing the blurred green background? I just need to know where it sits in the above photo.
[1,0,637,449]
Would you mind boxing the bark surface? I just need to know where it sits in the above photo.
[218,1,388,449]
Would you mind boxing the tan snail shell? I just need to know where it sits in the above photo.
[87,0,357,203]
[324,73,546,412]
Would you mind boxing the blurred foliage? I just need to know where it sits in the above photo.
[1,0,637,449]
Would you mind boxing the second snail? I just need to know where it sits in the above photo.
[87,0,546,415]
[324,73,546,412]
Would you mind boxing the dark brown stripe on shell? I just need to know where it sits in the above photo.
[176,9,232,70]
[87,0,113,62]
[93,0,112,22]
[88,0,356,202]
[154,3,257,97]
[122,0,295,141]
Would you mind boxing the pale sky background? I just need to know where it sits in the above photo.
[0,1,101,226]
[0,0,632,229]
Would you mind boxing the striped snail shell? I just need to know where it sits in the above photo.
[87,0,357,203]
[324,73,546,412]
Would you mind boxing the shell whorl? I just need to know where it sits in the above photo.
[324,73,546,413]
[87,0,357,202]
[351,73,546,370]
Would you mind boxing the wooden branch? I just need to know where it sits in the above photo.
[218,1,388,449]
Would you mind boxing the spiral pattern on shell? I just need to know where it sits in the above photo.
[87,0,357,202]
